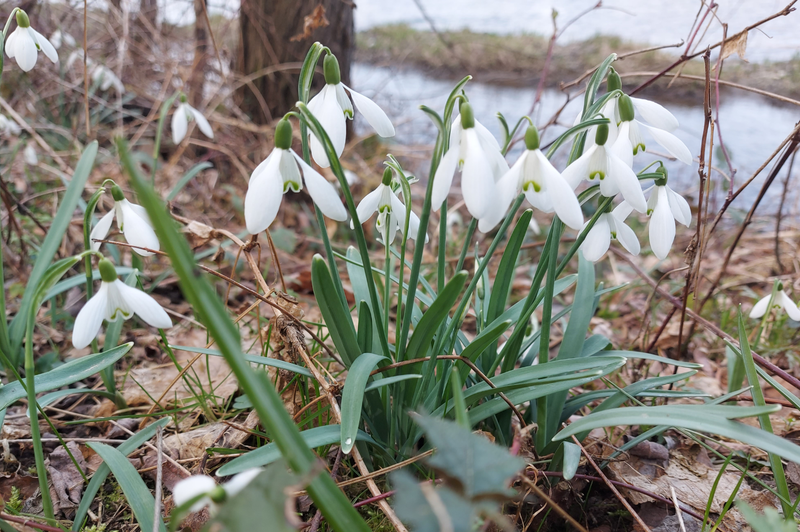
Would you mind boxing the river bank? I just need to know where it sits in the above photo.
[356,25,800,103]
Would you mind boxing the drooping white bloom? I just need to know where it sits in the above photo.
[72,259,172,349]
[245,118,347,234]
[481,125,583,232]
[172,98,214,144]
[646,181,691,260]
[307,54,395,167]
[23,143,37,166]
[580,203,640,262]
[90,185,159,256]
[561,123,647,214]
[750,286,800,321]
[91,64,124,93]
[431,102,508,222]
[0,115,21,137]
[49,29,76,50]
[5,10,58,72]
[353,168,424,245]
[615,95,692,165]
[172,469,262,514]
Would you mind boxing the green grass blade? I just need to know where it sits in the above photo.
[217,425,377,477]
[0,343,132,410]
[9,142,98,359]
[122,139,370,532]
[405,271,467,361]
[312,255,360,368]
[166,161,213,201]
[72,418,170,531]
[169,345,313,377]
[340,352,386,454]
[87,442,166,532]
[486,211,532,324]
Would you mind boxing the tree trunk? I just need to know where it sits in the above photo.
[190,0,209,107]
[237,0,354,124]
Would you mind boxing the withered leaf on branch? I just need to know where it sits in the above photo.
[290,5,330,42]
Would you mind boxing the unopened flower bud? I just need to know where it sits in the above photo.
[323,54,341,85]
[274,118,293,150]
[524,125,540,151]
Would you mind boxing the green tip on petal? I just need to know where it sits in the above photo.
[618,95,635,122]
[595,123,609,146]
[274,119,293,150]
[111,185,125,201]
[607,69,621,92]
[460,102,475,129]
[15,9,30,28]
[524,125,540,151]
[381,167,393,186]
[323,54,341,85]
[98,259,118,283]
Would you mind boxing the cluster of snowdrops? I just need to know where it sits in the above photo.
[7,7,799,514]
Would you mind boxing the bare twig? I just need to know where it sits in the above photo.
[153,425,164,532]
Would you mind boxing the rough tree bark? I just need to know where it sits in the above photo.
[190,0,209,107]
[237,0,354,124]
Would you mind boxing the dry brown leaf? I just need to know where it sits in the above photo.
[46,442,88,517]
[719,30,749,63]
[183,220,216,248]
[290,5,330,42]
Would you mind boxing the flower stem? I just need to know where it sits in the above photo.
[384,242,391,339]
[1,8,18,37]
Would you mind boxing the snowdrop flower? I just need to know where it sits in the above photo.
[562,123,647,214]
[0,115,21,137]
[432,102,508,221]
[750,283,800,321]
[172,94,214,144]
[49,29,76,49]
[173,469,262,514]
[644,170,691,259]
[91,64,124,93]
[580,203,640,262]
[90,184,159,256]
[245,118,347,234]
[353,167,424,245]
[615,95,692,165]
[5,10,58,72]
[72,259,172,349]
[23,143,37,166]
[482,125,583,232]
[307,54,395,167]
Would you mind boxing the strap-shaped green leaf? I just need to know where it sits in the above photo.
[0,343,132,411]
[170,345,313,377]
[487,211,532,325]
[341,352,386,454]
[88,442,167,532]
[405,271,467,361]
[312,255,360,368]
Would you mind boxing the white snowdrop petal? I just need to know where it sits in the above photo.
[613,201,635,222]
[31,28,58,63]
[5,28,18,59]
[561,149,592,190]
[189,106,214,139]
[749,294,772,319]
[612,123,634,167]
[116,282,172,329]
[245,154,284,234]
[16,28,38,72]
[615,220,641,256]
[609,153,647,213]
[346,86,395,137]
[119,200,159,256]
[104,281,133,322]
[666,186,692,226]
[431,148,459,209]
[90,210,115,252]
[580,216,611,263]
[649,187,675,260]
[309,85,347,167]
[353,186,383,227]
[171,104,188,145]
[536,151,583,230]
[631,97,679,131]
[335,83,353,117]
[296,153,348,222]
[173,475,216,512]
[72,283,109,349]
[460,129,495,219]
[779,291,800,321]
[643,124,693,165]
[224,469,262,496]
